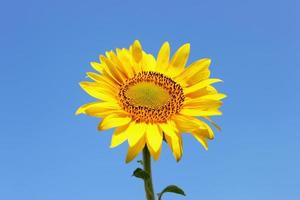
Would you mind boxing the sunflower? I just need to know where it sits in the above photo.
[76,40,225,163]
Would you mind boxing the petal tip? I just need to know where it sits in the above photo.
[75,108,83,115]
[78,81,85,88]
[205,58,212,65]
[99,55,106,63]
[125,155,133,163]
[132,40,143,62]
[133,39,141,45]
[90,61,96,66]
[97,123,104,131]
[181,43,190,51]
[162,41,170,47]
[175,156,182,162]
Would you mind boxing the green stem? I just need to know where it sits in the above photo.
[142,147,155,200]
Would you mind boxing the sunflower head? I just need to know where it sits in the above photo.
[76,40,226,163]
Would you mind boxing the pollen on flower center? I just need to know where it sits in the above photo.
[118,71,185,123]
[126,82,170,109]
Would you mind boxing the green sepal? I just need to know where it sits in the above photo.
[137,160,144,165]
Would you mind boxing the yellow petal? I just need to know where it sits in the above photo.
[132,40,143,63]
[156,42,170,72]
[86,72,118,89]
[141,53,156,71]
[98,114,131,130]
[174,58,211,84]
[85,101,120,110]
[126,136,145,163]
[100,55,124,84]
[90,62,104,73]
[184,99,223,110]
[79,82,117,102]
[204,116,221,131]
[187,93,227,101]
[127,46,142,74]
[110,125,129,148]
[76,101,121,117]
[180,108,222,116]
[146,124,163,160]
[173,115,215,139]
[76,102,99,115]
[105,51,128,79]
[185,85,218,99]
[191,133,208,150]
[127,122,147,147]
[187,69,210,86]
[169,43,190,77]
[193,129,214,141]
[195,120,215,139]
[116,48,134,78]
[86,72,102,82]
[184,79,223,95]
[159,121,183,161]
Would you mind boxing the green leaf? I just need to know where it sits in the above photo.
[157,185,186,200]
[132,168,149,180]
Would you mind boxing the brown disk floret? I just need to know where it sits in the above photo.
[118,71,185,123]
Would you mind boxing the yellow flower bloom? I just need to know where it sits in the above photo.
[77,40,226,162]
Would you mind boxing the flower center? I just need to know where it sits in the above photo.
[118,71,185,123]
[126,82,170,109]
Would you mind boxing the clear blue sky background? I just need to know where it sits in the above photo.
[1,0,299,199]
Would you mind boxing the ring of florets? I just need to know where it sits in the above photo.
[118,71,185,123]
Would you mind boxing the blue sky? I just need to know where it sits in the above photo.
[1,0,299,199]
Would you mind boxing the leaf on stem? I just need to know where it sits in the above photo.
[157,185,186,200]
[132,168,150,180]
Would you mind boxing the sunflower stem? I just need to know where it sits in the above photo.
[142,147,155,200]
